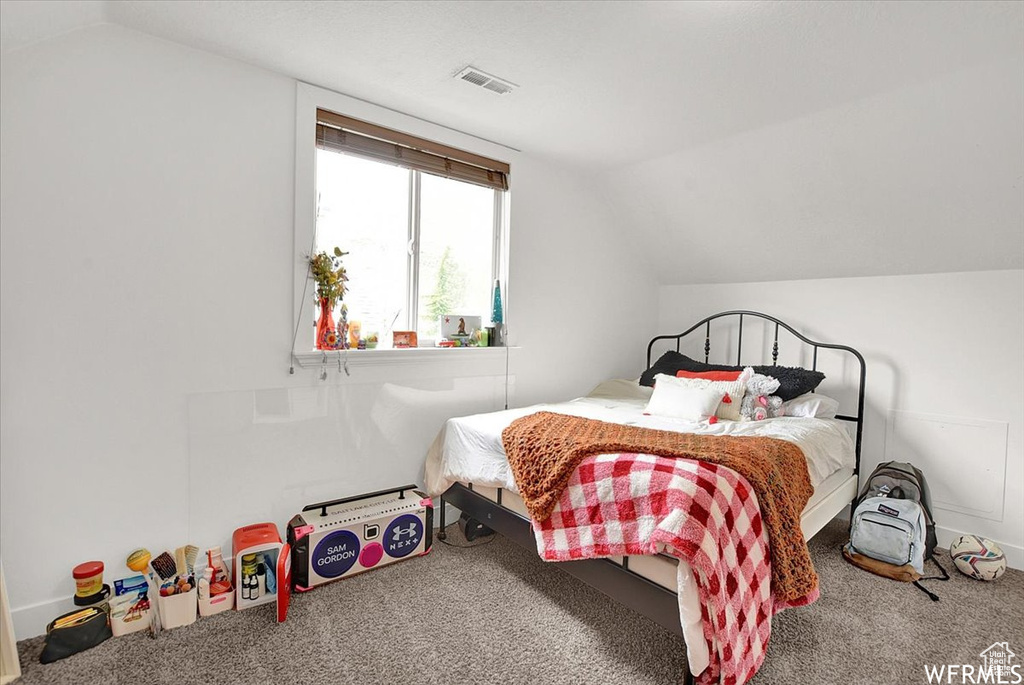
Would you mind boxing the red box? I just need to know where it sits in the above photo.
[231,522,291,623]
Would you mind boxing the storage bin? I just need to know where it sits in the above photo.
[156,586,197,630]
[110,596,152,637]
[198,591,234,617]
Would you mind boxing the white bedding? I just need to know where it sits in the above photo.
[423,378,856,676]
[425,378,856,496]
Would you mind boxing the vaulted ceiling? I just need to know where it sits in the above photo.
[3,0,1022,282]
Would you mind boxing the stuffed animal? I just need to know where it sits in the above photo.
[741,393,784,421]
[740,368,785,421]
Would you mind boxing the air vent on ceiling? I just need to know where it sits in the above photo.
[455,66,517,95]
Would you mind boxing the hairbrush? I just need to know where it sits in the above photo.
[150,552,177,581]
[183,545,199,574]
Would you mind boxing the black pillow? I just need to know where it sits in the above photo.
[639,351,697,387]
[639,351,824,402]
[759,364,826,402]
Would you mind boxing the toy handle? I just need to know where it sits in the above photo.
[302,484,421,517]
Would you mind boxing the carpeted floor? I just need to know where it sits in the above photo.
[15,519,1024,685]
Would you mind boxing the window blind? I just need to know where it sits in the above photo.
[316,109,509,191]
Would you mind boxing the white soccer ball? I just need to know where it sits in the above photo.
[950,535,1006,581]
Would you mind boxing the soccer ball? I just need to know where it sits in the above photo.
[949,535,1006,581]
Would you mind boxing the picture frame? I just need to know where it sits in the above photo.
[392,331,418,348]
[440,314,482,340]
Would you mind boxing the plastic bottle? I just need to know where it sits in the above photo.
[207,547,230,585]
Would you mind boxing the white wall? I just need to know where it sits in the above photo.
[0,24,657,638]
[601,53,1024,284]
[506,153,659,407]
[658,270,1024,568]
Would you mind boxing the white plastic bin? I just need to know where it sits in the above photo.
[156,586,197,630]
[110,602,152,636]
[198,591,234,617]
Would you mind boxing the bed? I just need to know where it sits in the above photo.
[424,311,866,685]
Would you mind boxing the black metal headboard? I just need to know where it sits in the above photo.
[646,310,866,478]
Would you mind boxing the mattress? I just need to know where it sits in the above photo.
[425,378,857,496]
[423,379,858,675]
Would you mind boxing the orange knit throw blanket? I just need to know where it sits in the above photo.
[502,411,818,602]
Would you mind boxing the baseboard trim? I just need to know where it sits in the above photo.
[11,596,78,642]
[936,525,1022,571]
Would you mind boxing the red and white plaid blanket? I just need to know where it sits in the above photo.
[533,452,818,685]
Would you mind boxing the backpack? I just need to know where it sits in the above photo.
[856,461,937,559]
[845,461,949,600]
[850,496,928,573]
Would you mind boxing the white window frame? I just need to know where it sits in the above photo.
[292,83,515,367]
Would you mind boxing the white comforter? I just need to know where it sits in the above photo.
[422,379,855,677]
[425,378,855,496]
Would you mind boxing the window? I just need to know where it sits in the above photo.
[313,108,508,348]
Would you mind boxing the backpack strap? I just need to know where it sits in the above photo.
[912,580,940,601]
[912,557,950,601]
[921,556,950,582]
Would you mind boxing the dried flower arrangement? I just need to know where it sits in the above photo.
[309,246,349,309]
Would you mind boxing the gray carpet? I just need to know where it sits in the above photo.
[15,519,1024,684]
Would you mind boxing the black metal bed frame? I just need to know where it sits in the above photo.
[646,310,866,474]
[436,311,867,683]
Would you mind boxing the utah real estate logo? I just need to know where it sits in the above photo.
[926,642,1021,684]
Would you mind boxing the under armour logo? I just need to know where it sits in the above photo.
[392,523,418,541]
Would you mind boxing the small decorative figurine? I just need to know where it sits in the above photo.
[338,304,349,349]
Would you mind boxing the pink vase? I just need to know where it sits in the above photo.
[315,298,338,350]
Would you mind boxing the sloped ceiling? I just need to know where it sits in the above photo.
[3,0,1022,282]
[0,0,104,53]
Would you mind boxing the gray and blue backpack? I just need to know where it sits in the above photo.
[846,461,949,600]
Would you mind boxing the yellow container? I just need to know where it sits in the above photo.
[241,553,258,577]
[72,561,104,598]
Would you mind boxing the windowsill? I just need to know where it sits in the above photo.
[293,346,516,368]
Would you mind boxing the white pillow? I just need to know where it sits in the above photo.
[782,392,840,419]
[644,375,724,421]
[664,372,748,421]
[587,378,654,401]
